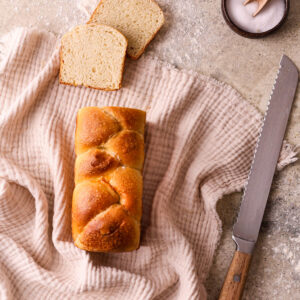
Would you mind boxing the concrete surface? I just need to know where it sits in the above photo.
[0,0,299,299]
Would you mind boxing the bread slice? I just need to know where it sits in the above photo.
[59,24,127,90]
[88,0,164,59]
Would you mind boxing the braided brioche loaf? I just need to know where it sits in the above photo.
[72,107,146,252]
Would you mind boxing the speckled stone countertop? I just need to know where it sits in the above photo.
[1,0,299,299]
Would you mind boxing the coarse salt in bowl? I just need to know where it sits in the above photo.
[222,0,289,38]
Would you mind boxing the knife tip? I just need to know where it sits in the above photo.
[281,54,298,69]
[280,55,299,78]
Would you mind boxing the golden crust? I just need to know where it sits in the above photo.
[72,180,119,241]
[109,167,143,221]
[105,130,144,170]
[75,148,120,184]
[59,79,123,91]
[75,107,121,155]
[72,107,145,252]
[74,205,140,252]
[103,107,146,134]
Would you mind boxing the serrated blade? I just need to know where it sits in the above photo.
[233,55,298,253]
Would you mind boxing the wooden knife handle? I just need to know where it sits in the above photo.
[219,251,252,300]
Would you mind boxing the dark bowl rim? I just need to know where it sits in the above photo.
[221,0,290,39]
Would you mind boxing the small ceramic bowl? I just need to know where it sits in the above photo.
[221,0,290,38]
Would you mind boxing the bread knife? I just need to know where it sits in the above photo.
[219,55,299,300]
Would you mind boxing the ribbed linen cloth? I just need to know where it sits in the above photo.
[0,28,297,300]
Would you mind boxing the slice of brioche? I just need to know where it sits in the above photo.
[60,24,127,91]
[88,0,164,59]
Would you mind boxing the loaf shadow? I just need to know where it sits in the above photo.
[140,120,177,243]
[141,90,207,242]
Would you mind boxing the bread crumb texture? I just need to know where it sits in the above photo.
[60,24,127,90]
[89,0,164,59]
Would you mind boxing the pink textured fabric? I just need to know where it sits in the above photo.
[0,28,297,300]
